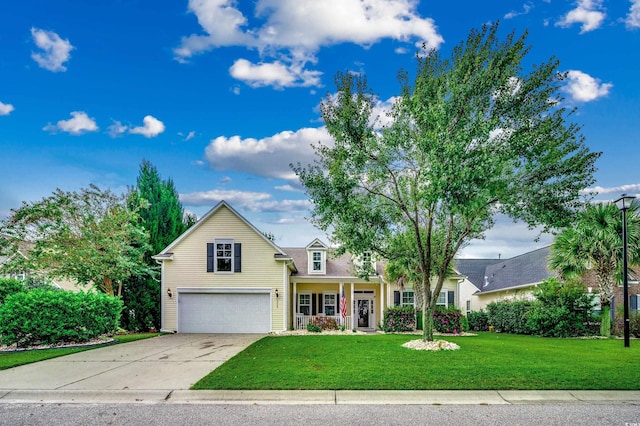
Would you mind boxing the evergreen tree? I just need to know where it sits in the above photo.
[121,160,195,331]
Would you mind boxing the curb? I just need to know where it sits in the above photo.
[0,390,639,405]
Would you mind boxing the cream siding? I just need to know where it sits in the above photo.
[474,286,537,311]
[162,205,285,332]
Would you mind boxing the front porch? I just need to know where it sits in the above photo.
[291,281,386,331]
[294,314,352,330]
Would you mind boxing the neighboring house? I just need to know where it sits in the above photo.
[153,201,469,334]
[455,246,556,311]
[0,236,88,292]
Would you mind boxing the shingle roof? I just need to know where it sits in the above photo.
[481,246,555,292]
[281,247,384,278]
[455,246,555,293]
[454,258,502,290]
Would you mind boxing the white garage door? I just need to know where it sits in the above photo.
[178,291,271,333]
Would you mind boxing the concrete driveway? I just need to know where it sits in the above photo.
[0,333,263,391]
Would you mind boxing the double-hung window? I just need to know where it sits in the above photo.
[324,293,337,316]
[215,239,233,272]
[312,251,322,272]
[402,290,414,306]
[299,293,311,315]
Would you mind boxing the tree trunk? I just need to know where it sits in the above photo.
[421,279,434,341]
[102,276,114,296]
[422,301,434,341]
[600,305,611,337]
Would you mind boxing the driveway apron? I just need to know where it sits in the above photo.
[0,334,262,391]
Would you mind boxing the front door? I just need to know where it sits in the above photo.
[356,297,375,329]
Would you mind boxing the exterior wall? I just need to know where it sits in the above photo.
[391,277,462,308]
[473,286,536,311]
[161,205,286,332]
[457,279,481,313]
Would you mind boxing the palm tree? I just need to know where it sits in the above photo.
[549,201,640,336]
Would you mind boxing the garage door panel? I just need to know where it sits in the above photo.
[178,292,270,333]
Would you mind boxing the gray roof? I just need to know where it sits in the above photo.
[282,247,384,278]
[455,246,555,293]
[454,259,502,290]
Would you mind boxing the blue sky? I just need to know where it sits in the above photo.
[1,0,639,258]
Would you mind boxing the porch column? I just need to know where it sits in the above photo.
[351,282,355,329]
[293,282,297,329]
[379,280,384,329]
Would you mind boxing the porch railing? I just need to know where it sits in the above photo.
[295,314,352,330]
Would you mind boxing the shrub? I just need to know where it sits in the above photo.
[526,278,596,337]
[306,322,322,333]
[486,300,532,334]
[309,316,339,331]
[0,289,123,347]
[467,310,489,331]
[383,305,416,332]
[0,278,26,305]
[433,307,463,334]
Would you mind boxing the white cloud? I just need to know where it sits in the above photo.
[626,0,640,28]
[0,101,14,116]
[581,183,640,196]
[129,115,165,138]
[275,184,304,193]
[43,111,98,135]
[179,188,311,212]
[504,3,532,19]
[564,70,612,102]
[175,0,443,88]
[107,120,128,138]
[556,0,606,33]
[30,28,74,72]
[185,130,196,141]
[204,126,332,183]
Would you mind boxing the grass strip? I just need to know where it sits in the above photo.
[193,333,640,390]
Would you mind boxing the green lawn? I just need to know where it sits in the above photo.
[0,333,160,370]
[192,333,640,390]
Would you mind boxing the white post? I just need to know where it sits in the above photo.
[351,282,355,329]
[293,282,297,330]
[379,280,384,330]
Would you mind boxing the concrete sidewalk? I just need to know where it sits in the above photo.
[0,389,638,405]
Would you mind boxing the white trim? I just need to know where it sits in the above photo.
[214,238,234,273]
[156,200,287,257]
[177,287,271,294]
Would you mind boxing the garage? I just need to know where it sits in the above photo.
[177,289,271,333]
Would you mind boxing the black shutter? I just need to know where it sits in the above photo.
[394,291,400,306]
[319,294,324,314]
[312,294,317,315]
[448,291,455,307]
[234,243,241,272]
[206,243,214,272]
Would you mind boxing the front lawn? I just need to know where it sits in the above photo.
[192,333,640,390]
[0,333,160,370]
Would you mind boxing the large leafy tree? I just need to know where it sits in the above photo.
[121,160,196,331]
[294,23,600,341]
[0,185,151,296]
[549,201,640,336]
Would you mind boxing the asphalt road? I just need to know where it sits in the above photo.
[1,403,639,426]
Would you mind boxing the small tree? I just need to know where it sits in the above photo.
[549,202,640,336]
[294,23,600,341]
[0,185,152,296]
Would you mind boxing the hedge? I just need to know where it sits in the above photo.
[0,278,26,306]
[0,289,123,347]
[383,305,416,332]
[486,300,532,334]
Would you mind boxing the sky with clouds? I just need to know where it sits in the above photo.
[1,0,639,259]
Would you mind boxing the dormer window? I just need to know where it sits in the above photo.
[306,238,328,275]
[312,251,322,272]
